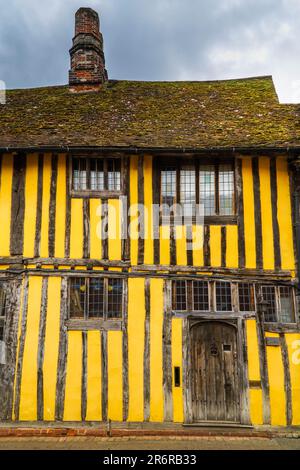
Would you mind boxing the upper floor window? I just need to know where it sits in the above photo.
[160,160,235,217]
[172,280,296,325]
[261,285,295,324]
[69,277,123,320]
[0,286,6,342]
[72,157,121,194]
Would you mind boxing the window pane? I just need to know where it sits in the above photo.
[180,168,196,217]
[216,282,232,311]
[173,281,187,311]
[261,286,277,322]
[70,278,86,318]
[88,278,104,318]
[279,287,294,323]
[161,168,176,214]
[107,159,121,191]
[73,158,87,190]
[107,279,123,318]
[90,159,104,191]
[199,165,215,215]
[238,283,255,312]
[219,164,234,215]
[193,281,209,311]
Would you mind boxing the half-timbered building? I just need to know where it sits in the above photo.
[0,7,299,427]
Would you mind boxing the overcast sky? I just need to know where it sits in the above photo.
[0,0,300,102]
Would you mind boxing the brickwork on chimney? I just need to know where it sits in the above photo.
[69,8,108,92]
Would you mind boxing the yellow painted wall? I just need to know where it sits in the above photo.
[70,199,83,259]
[129,155,139,266]
[43,277,61,420]
[285,333,300,425]
[210,226,221,267]
[242,157,256,269]
[150,278,164,422]
[266,333,286,426]
[144,155,154,265]
[226,225,238,268]
[19,277,43,420]
[107,330,123,421]
[108,199,122,260]
[90,199,102,259]
[128,277,145,421]
[55,154,67,258]
[86,331,102,421]
[23,154,38,257]
[259,157,274,270]
[40,153,52,258]
[64,331,82,421]
[246,319,263,425]
[276,157,295,271]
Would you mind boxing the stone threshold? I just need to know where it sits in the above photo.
[0,422,299,439]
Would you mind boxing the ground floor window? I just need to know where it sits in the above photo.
[69,277,123,320]
[172,279,296,324]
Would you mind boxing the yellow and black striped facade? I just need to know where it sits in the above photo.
[0,151,299,426]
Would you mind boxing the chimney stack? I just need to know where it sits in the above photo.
[69,8,108,92]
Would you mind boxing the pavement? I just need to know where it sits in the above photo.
[0,436,299,450]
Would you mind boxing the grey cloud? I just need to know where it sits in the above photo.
[0,0,299,102]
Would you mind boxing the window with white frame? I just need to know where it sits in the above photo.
[72,157,121,193]
[160,160,235,217]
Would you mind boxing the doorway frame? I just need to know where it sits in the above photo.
[182,315,251,425]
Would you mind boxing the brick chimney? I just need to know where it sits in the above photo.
[69,8,108,92]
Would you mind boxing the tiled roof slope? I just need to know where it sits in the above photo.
[0,76,299,149]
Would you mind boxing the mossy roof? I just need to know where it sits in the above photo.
[0,76,299,150]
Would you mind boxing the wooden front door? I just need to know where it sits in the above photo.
[190,321,240,423]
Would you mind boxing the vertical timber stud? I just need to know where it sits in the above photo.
[122,156,130,261]
[163,279,173,421]
[137,154,145,265]
[221,226,226,268]
[101,199,109,260]
[255,293,271,424]
[182,317,192,423]
[48,154,58,258]
[143,278,151,421]
[238,318,250,424]
[0,280,22,420]
[236,157,245,268]
[55,277,68,421]
[252,157,263,270]
[65,154,71,258]
[152,156,160,265]
[279,334,293,426]
[81,331,87,421]
[10,153,26,255]
[14,276,29,421]
[270,157,282,270]
[37,277,48,421]
[101,329,108,422]
[34,154,44,258]
[203,225,211,267]
[122,279,129,421]
[186,225,193,267]
[83,199,90,259]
